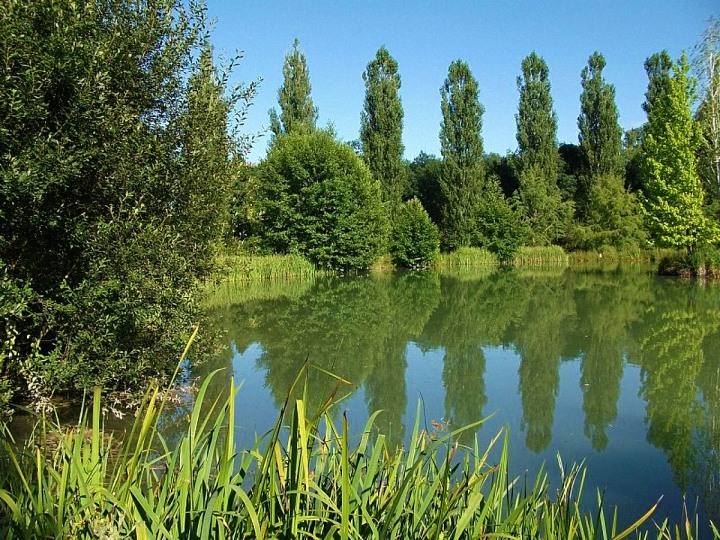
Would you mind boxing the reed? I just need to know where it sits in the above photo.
[218,253,321,282]
[0,356,715,538]
[513,245,569,267]
[440,247,498,267]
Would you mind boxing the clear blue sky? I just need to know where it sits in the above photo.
[207,1,718,164]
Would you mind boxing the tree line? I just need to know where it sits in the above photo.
[237,27,720,267]
[0,0,718,410]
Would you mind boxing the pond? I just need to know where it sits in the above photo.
[199,266,720,530]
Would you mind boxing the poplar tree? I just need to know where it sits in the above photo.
[639,54,719,250]
[575,52,644,249]
[269,39,317,137]
[439,60,484,249]
[439,61,524,258]
[578,52,622,177]
[515,52,570,245]
[361,46,406,209]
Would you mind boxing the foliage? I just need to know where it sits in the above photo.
[513,245,569,267]
[438,60,486,249]
[361,47,407,209]
[269,38,318,137]
[639,54,719,250]
[569,173,647,251]
[575,53,645,250]
[408,152,444,226]
[1,366,694,539]
[255,130,387,269]
[216,253,321,282]
[515,53,572,245]
[439,247,497,267]
[579,52,623,178]
[693,17,720,203]
[0,0,253,406]
[389,198,440,268]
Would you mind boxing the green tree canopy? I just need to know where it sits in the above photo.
[269,39,318,137]
[361,46,406,209]
[574,52,645,250]
[0,0,251,405]
[439,60,485,249]
[639,54,719,250]
[578,52,623,178]
[515,52,571,245]
[256,130,387,269]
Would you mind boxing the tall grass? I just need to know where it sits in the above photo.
[512,245,569,267]
[440,247,498,267]
[217,253,321,282]
[0,353,715,538]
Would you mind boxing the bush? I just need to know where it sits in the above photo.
[390,198,440,268]
[256,130,387,269]
[0,0,251,405]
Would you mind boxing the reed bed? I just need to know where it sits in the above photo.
[439,247,498,267]
[218,253,321,282]
[513,245,569,267]
[1,375,715,538]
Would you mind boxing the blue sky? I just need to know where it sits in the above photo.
[207,1,718,163]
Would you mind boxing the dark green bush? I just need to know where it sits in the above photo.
[390,198,440,268]
[0,0,252,406]
[256,130,387,269]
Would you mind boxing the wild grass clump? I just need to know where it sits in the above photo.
[513,245,569,267]
[440,247,498,267]
[0,350,714,538]
[659,247,720,279]
[218,253,321,282]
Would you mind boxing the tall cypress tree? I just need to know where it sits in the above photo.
[515,52,570,245]
[438,60,484,249]
[360,46,406,209]
[640,54,719,250]
[269,39,317,136]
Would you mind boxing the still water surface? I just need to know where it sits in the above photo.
[201,267,720,529]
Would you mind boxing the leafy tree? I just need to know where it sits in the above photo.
[643,51,674,115]
[256,130,387,269]
[269,39,317,137]
[639,54,719,250]
[0,0,251,405]
[390,198,440,268]
[578,53,623,180]
[439,60,485,249]
[439,60,523,257]
[515,52,571,245]
[408,152,444,226]
[574,52,645,250]
[693,18,720,203]
[361,46,407,209]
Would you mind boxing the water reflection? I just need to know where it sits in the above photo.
[203,267,720,527]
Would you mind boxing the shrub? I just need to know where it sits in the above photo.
[256,130,387,269]
[390,198,440,268]
[0,0,252,405]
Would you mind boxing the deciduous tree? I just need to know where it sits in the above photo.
[361,46,406,209]
[515,52,571,245]
[639,54,718,250]
[269,39,317,137]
